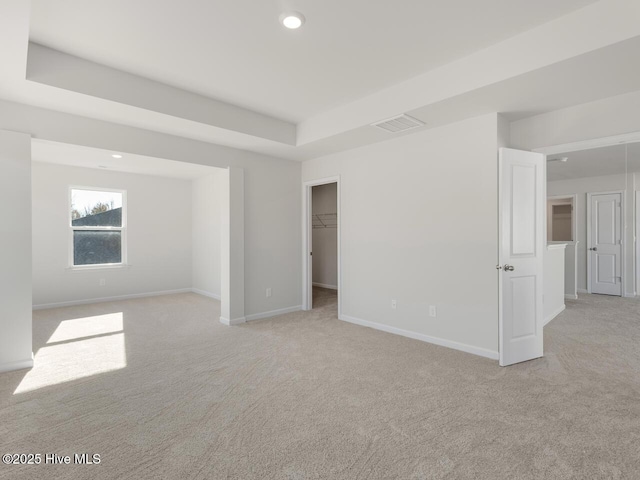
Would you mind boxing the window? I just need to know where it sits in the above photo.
[70,188,126,267]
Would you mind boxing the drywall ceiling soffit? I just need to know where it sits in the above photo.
[2,0,640,161]
[21,33,640,162]
[296,0,640,144]
[547,142,640,181]
[290,35,640,161]
[26,43,297,146]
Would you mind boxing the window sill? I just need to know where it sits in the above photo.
[66,264,132,272]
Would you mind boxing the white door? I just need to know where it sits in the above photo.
[499,148,545,367]
[588,193,622,296]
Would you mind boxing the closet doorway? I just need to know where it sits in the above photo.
[302,177,341,314]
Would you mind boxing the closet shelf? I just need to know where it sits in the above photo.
[312,213,337,229]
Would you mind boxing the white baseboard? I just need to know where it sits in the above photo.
[0,358,34,374]
[32,288,194,310]
[219,316,246,326]
[191,288,221,300]
[245,305,302,322]
[339,314,499,360]
[544,304,566,327]
[313,282,338,290]
[565,294,578,300]
[574,289,636,298]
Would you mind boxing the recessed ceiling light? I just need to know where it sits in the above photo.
[111,154,123,159]
[280,12,305,29]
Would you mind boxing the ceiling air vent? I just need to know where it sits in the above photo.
[371,114,425,133]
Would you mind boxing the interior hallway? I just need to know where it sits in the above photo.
[0,290,639,479]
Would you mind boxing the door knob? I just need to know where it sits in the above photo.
[503,264,515,271]
[589,247,597,251]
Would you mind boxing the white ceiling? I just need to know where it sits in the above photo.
[30,0,598,123]
[547,142,640,181]
[31,139,222,180]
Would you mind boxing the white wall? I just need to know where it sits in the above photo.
[192,171,224,298]
[0,131,33,372]
[302,114,500,357]
[547,173,636,295]
[312,183,338,289]
[32,162,193,306]
[544,245,566,325]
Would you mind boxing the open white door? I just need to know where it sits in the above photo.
[499,148,545,366]
[588,192,623,296]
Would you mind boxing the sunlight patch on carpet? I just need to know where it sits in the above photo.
[15,313,126,394]
[47,312,124,343]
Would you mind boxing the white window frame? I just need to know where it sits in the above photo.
[69,186,127,270]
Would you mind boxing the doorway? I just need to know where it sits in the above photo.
[302,177,340,313]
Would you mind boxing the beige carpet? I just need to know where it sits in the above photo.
[1,288,639,479]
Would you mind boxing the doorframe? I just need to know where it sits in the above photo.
[302,176,341,315]
[636,190,640,296]
[586,190,625,296]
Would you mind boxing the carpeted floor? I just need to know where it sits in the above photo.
[1,288,639,479]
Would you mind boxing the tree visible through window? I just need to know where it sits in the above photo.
[70,188,125,266]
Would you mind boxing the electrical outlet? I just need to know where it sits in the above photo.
[391,299,397,309]
[429,305,437,318]
[266,288,272,298]
[99,278,106,286]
